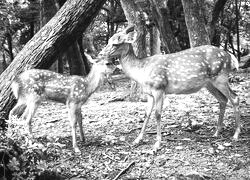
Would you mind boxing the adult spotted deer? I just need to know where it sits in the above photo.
[9,53,115,153]
[99,26,240,151]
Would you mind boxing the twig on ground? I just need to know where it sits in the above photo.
[112,161,135,180]
[162,137,195,142]
[146,131,170,135]
[108,97,126,103]
[103,152,117,162]
[237,138,250,141]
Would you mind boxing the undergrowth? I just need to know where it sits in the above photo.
[0,117,65,180]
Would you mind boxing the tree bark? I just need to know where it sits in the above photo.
[209,0,227,46]
[0,0,106,119]
[181,0,211,47]
[150,26,161,55]
[67,42,87,76]
[150,0,181,53]
[6,32,14,62]
[120,0,147,101]
[120,0,147,58]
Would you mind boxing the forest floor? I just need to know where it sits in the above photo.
[1,71,250,180]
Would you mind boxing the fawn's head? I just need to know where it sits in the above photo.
[85,52,115,75]
[99,26,137,59]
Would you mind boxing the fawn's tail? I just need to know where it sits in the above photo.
[11,80,20,99]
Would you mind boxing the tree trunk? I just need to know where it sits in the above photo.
[150,26,161,55]
[209,0,227,46]
[0,0,106,120]
[120,0,147,101]
[181,0,210,47]
[120,0,147,58]
[67,42,87,76]
[150,0,181,53]
[55,0,89,76]
[6,32,14,62]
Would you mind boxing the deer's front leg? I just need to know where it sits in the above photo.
[153,91,164,152]
[68,102,81,153]
[133,94,154,145]
[76,108,85,142]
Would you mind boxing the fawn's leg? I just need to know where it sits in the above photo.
[227,85,240,139]
[153,90,164,151]
[76,108,85,142]
[22,99,40,136]
[9,99,26,120]
[133,94,155,145]
[211,75,240,140]
[67,101,81,153]
[206,82,228,137]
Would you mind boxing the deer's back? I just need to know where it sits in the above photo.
[143,45,232,94]
[14,69,89,104]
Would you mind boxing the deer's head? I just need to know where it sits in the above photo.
[99,26,137,59]
[84,52,115,75]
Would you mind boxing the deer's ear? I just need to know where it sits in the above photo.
[124,31,137,43]
[125,26,135,34]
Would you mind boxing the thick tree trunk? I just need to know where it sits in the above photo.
[181,0,211,47]
[150,26,161,55]
[120,0,147,101]
[209,0,227,46]
[150,0,181,53]
[6,32,14,61]
[67,42,87,76]
[0,0,106,120]
[120,0,147,58]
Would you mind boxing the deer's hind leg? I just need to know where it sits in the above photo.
[210,75,240,140]
[22,95,41,136]
[206,82,228,137]
[207,74,240,140]
[9,98,27,120]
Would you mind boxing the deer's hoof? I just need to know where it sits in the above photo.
[74,147,81,154]
[232,135,239,141]
[80,137,86,143]
[212,131,219,137]
[132,134,143,146]
[153,141,161,153]
[132,140,139,147]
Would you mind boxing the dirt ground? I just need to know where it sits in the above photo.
[7,71,250,180]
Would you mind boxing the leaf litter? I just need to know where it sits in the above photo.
[2,72,250,180]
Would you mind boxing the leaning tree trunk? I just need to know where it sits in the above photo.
[181,0,210,47]
[0,0,106,120]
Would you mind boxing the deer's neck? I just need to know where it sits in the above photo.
[120,44,147,83]
[85,66,104,94]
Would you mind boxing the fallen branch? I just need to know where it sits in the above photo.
[112,161,135,180]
